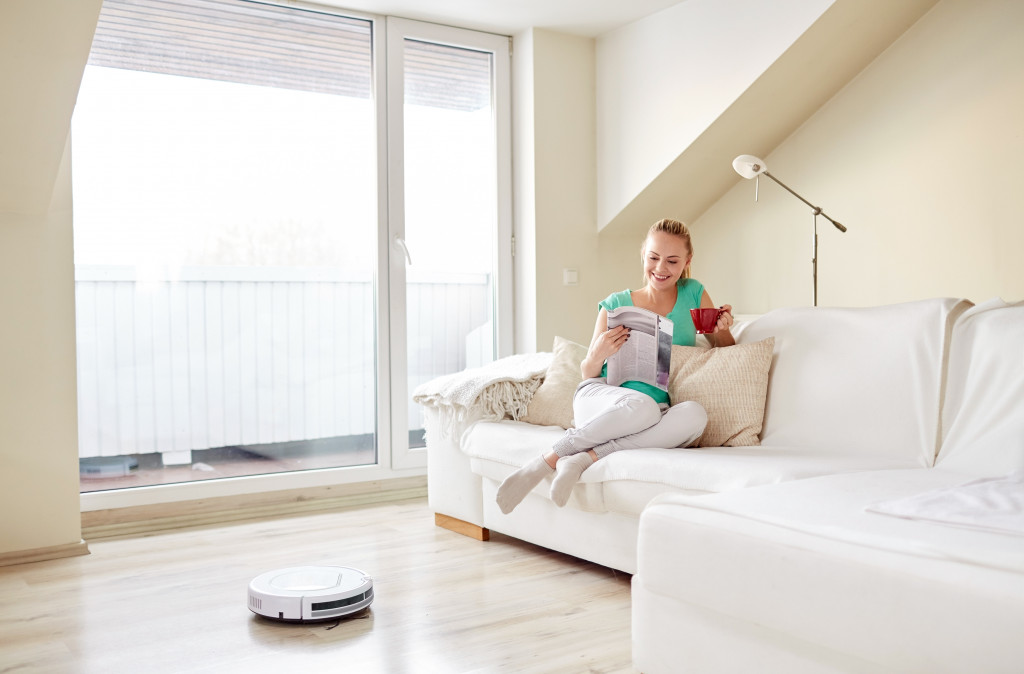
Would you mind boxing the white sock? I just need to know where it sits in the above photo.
[495,455,553,514]
[549,453,594,507]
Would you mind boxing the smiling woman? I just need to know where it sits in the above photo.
[496,218,735,513]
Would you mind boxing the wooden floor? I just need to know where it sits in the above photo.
[0,498,635,673]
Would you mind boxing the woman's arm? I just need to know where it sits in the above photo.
[700,290,735,347]
[580,308,629,379]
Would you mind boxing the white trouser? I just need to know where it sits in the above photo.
[552,379,708,460]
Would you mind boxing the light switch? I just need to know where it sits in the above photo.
[563,268,579,286]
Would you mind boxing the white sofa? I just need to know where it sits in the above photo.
[421,296,1024,670]
[633,297,1024,673]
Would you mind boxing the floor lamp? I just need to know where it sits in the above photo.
[732,155,847,307]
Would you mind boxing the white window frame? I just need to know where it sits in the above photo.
[385,17,513,470]
[79,3,513,512]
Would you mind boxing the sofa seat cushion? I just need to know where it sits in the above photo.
[462,420,926,516]
[461,420,611,511]
[637,468,1024,672]
[598,447,924,516]
[643,468,1024,573]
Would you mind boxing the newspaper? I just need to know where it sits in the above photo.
[606,306,673,391]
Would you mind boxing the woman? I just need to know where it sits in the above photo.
[496,218,735,514]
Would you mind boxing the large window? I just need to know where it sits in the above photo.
[72,0,511,499]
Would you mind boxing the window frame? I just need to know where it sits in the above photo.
[78,2,513,512]
[385,17,513,471]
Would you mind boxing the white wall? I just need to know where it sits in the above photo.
[691,0,1024,312]
[513,29,600,351]
[595,0,833,229]
[0,1,102,558]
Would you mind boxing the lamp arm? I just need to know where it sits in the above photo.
[764,171,847,233]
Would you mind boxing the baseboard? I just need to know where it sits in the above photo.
[81,475,427,539]
[0,540,90,567]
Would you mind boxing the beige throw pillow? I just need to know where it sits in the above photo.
[521,336,588,429]
[668,337,774,447]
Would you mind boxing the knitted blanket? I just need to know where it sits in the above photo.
[412,352,552,434]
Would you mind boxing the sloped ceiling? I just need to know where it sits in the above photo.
[599,0,939,235]
[0,1,103,215]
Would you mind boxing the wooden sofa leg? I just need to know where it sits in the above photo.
[435,513,490,541]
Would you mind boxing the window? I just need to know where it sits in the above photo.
[72,0,511,500]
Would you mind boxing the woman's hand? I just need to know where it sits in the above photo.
[581,313,630,379]
[700,291,736,348]
[713,304,734,334]
[591,325,630,363]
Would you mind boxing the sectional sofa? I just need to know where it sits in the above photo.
[416,296,1024,672]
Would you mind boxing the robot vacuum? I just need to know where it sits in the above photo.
[248,565,374,622]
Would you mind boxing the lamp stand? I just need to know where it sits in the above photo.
[812,212,819,307]
[762,171,842,308]
[732,155,847,308]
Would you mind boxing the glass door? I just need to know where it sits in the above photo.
[72,3,512,496]
[72,0,380,490]
[385,19,512,469]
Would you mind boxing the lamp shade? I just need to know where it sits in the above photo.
[732,155,767,179]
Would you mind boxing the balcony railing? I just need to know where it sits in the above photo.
[75,265,490,464]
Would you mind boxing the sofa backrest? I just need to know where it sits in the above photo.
[935,298,1024,476]
[734,298,971,465]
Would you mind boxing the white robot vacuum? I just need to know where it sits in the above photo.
[248,565,374,622]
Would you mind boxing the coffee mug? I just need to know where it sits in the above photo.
[690,307,724,334]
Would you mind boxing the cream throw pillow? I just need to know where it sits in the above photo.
[668,337,774,447]
[521,336,588,429]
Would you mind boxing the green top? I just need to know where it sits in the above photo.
[598,279,705,404]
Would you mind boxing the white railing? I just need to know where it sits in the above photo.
[75,265,490,462]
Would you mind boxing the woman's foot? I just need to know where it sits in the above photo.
[549,453,594,507]
[495,455,554,514]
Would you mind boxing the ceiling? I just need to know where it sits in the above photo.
[305,0,687,37]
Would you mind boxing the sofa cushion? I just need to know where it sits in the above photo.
[668,337,774,447]
[636,469,1024,672]
[937,298,1024,476]
[462,419,608,512]
[462,420,924,515]
[643,468,1024,572]
[594,445,921,515]
[733,298,971,466]
[520,336,588,429]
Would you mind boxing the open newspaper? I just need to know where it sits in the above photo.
[606,306,673,391]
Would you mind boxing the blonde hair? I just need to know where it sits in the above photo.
[642,218,693,281]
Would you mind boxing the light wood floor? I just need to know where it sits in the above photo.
[0,498,635,673]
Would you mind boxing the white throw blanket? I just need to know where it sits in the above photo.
[867,471,1024,536]
[412,352,553,435]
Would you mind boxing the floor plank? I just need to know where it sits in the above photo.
[0,498,635,673]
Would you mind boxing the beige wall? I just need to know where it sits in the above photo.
[690,0,1024,312]
[0,1,102,557]
[0,145,83,556]
[513,29,600,351]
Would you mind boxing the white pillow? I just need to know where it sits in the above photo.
[936,298,1024,475]
[736,298,970,464]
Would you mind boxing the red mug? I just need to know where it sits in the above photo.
[690,307,724,334]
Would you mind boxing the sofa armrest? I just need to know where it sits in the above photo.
[424,406,490,527]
